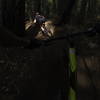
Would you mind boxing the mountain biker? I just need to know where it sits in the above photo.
[34,12,51,37]
[34,12,46,26]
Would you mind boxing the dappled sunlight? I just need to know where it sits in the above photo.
[25,20,56,40]
[25,20,34,30]
[45,20,55,35]
[77,71,91,88]
[77,56,100,89]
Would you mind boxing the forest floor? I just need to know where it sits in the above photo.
[0,20,100,100]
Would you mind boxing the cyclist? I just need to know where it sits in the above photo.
[34,12,46,26]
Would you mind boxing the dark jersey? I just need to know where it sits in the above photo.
[35,15,46,25]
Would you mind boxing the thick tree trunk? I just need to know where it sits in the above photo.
[0,0,3,24]
[78,0,88,24]
[87,0,97,21]
[56,0,76,25]
[1,0,25,36]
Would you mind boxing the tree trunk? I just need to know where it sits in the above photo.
[1,0,25,36]
[57,0,76,25]
[78,0,88,24]
[87,0,97,21]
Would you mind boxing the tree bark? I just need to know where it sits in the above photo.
[1,0,25,36]
[56,0,76,25]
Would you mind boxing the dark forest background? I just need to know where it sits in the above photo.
[0,0,100,35]
[25,0,100,26]
[0,0,100,100]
